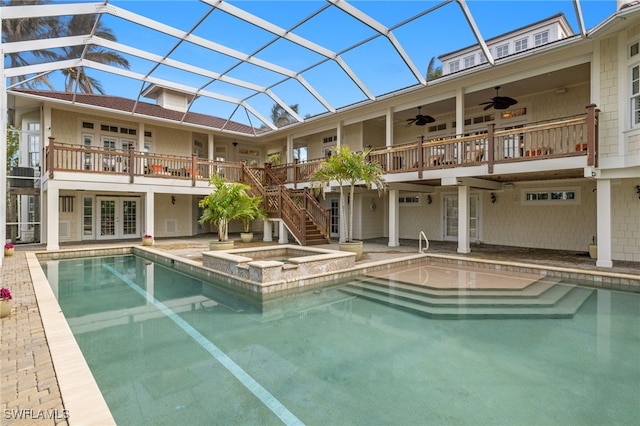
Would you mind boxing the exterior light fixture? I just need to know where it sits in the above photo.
[490,193,496,203]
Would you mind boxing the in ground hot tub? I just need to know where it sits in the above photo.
[202,244,356,284]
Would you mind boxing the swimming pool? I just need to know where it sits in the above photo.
[41,254,640,425]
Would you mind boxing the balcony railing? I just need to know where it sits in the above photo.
[44,105,598,186]
[45,143,243,186]
[272,105,598,183]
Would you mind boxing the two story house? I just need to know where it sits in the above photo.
[3,2,640,269]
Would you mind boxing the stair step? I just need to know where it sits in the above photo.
[340,281,594,319]
[355,276,562,299]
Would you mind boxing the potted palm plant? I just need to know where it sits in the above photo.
[199,173,265,249]
[238,195,267,243]
[311,145,386,260]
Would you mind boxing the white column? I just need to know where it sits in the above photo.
[388,189,400,247]
[208,134,214,160]
[596,179,613,268]
[278,221,288,244]
[0,55,6,264]
[263,220,273,242]
[286,135,294,164]
[457,185,470,254]
[337,121,343,147]
[145,190,155,239]
[385,107,394,148]
[46,186,60,250]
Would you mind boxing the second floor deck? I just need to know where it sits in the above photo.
[43,106,598,189]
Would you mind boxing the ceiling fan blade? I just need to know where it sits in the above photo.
[495,96,517,105]
[417,114,435,122]
[483,103,494,110]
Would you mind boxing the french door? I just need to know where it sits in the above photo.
[444,194,479,241]
[330,198,340,238]
[97,197,140,240]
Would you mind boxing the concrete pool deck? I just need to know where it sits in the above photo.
[2,235,639,425]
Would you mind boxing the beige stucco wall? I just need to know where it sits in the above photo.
[612,178,640,262]
[49,108,192,157]
[154,193,193,238]
[395,179,598,253]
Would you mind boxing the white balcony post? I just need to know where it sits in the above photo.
[45,185,60,250]
[388,189,399,247]
[457,185,470,254]
[596,179,613,268]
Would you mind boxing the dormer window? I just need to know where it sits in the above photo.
[534,30,549,46]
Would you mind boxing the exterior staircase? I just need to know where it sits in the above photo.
[340,276,595,319]
[241,165,330,246]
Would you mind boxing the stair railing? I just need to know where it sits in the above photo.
[419,231,429,253]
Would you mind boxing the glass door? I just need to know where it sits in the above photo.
[330,198,340,238]
[444,195,458,240]
[98,198,116,238]
[444,194,479,241]
[97,197,140,240]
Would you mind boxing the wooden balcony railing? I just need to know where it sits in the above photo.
[272,105,598,181]
[45,144,243,186]
[44,106,598,187]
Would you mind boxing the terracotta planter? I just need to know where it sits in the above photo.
[0,300,12,318]
[240,232,254,243]
[150,164,163,174]
[142,237,153,246]
[339,241,363,261]
[4,248,14,256]
[209,240,235,251]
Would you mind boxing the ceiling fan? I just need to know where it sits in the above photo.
[480,86,518,110]
[406,106,435,126]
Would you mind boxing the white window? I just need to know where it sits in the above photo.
[463,55,475,68]
[514,37,528,52]
[448,60,460,73]
[496,44,509,58]
[631,63,640,126]
[26,122,40,168]
[399,195,421,205]
[82,133,94,170]
[522,188,580,205]
[534,30,549,46]
[479,52,488,64]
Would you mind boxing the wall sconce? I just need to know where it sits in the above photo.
[635,185,640,199]
[171,196,176,205]
[232,140,238,147]
[490,192,496,204]
[426,195,432,205]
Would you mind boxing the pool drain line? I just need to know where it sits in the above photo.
[103,264,304,426]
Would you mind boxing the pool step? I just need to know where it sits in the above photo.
[340,277,594,319]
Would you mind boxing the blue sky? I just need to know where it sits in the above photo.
[40,0,618,125]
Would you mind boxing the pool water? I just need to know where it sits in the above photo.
[42,255,640,425]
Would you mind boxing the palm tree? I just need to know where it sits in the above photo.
[270,103,299,127]
[311,146,386,244]
[199,173,264,242]
[2,0,59,89]
[59,14,130,94]
[426,57,442,81]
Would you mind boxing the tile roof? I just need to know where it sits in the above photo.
[12,89,258,135]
